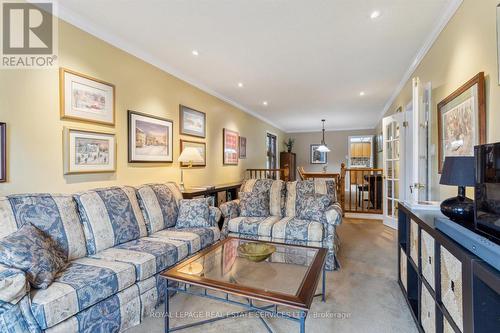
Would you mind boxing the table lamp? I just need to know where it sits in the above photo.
[439,156,475,223]
[178,147,204,191]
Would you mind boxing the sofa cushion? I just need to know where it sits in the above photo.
[30,257,135,329]
[239,191,270,217]
[151,227,220,254]
[0,224,67,289]
[228,216,281,237]
[0,265,27,305]
[135,183,183,234]
[176,198,210,228]
[208,206,221,227]
[73,186,148,255]
[240,179,285,216]
[271,217,324,242]
[295,194,331,223]
[0,194,87,260]
[91,237,189,281]
[285,180,336,217]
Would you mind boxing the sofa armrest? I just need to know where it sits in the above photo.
[220,200,240,219]
[0,265,28,305]
[219,200,240,238]
[325,202,343,226]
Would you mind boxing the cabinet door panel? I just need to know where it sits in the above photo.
[410,219,419,267]
[421,229,435,290]
[421,283,436,333]
[400,248,407,291]
[440,246,463,332]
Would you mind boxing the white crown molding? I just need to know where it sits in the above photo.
[287,126,375,134]
[377,0,463,122]
[53,1,286,132]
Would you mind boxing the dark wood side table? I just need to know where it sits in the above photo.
[181,182,242,207]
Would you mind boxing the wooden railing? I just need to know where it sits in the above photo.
[245,168,289,181]
[343,167,383,214]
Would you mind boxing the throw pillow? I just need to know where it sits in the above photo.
[239,190,270,217]
[295,194,332,223]
[176,198,210,228]
[0,223,67,289]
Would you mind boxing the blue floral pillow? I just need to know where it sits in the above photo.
[0,223,67,289]
[239,190,270,217]
[176,198,210,228]
[296,194,331,223]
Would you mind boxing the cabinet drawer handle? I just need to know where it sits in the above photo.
[428,256,432,265]
[427,311,431,318]
[451,280,455,292]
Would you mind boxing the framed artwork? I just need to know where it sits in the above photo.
[223,128,239,165]
[128,110,173,163]
[437,72,486,173]
[60,68,115,126]
[0,123,6,182]
[179,105,206,138]
[310,144,327,164]
[239,136,247,159]
[63,127,116,174]
[180,140,206,167]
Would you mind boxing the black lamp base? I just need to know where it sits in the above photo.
[440,187,474,224]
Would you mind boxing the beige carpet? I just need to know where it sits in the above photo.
[127,218,418,333]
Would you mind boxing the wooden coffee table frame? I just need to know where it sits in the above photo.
[160,237,327,333]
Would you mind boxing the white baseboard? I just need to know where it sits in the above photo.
[345,213,383,220]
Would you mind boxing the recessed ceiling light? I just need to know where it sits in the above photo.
[238,82,244,88]
[359,91,366,96]
[370,10,380,19]
[191,50,199,56]
[262,101,268,106]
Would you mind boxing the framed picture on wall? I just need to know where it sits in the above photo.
[437,72,486,173]
[223,128,239,165]
[60,68,115,126]
[0,122,6,182]
[63,127,116,174]
[128,110,173,163]
[310,144,327,164]
[180,140,206,167]
[239,136,247,159]
[179,105,206,138]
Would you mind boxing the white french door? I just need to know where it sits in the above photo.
[382,109,412,229]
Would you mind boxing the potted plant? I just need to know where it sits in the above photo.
[283,138,295,153]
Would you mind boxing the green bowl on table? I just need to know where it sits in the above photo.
[237,242,276,262]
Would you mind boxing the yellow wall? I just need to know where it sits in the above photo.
[378,0,500,200]
[0,20,283,195]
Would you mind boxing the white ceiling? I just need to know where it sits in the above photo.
[57,0,460,132]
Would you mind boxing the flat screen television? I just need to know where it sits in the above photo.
[474,142,500,244]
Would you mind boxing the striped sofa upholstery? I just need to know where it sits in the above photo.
[221,179,342,270]
[0,183,221,333]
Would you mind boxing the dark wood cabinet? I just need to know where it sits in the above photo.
[398,203,500,333]
[280,152,296,181]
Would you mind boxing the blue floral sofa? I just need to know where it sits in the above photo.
[0,183,220,333]
[220,179,342,271]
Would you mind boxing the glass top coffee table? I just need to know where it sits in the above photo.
[160,237,327,333]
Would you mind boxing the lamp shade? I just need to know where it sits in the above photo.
[440,156,475,186]
[316,145,331,153]
[178,147,204,163]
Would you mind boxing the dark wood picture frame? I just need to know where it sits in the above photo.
[180,140,206,167]
[437,72,486,173]
[59,67,116,126]
[223,128,239,165]
[310,144,327,164]
[0,123,6,182]
[128,110,174,163]
[179,105,206,138]
[239,136,247,159]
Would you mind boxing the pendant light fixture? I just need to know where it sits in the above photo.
[317,119,331,153]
